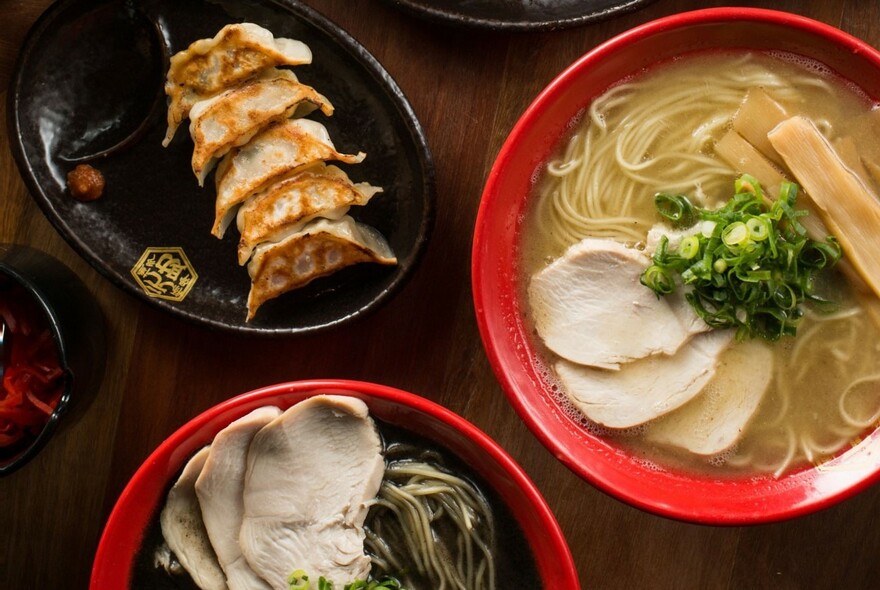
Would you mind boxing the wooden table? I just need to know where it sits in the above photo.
[3,0,880,588]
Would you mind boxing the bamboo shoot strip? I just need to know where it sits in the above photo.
[733,87,789,165]
[769,116,880,298]
[716,129,830,240]
[715,130,787,197]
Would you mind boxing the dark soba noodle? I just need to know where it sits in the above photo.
[364,443,496,590]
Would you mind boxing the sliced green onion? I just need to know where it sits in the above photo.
[289,573,403,590]
[640,264,676,294]
[735,173,765,201]
[746,216,770,241]
[289,571,310,590]
[641,175,840,341]
[773,284,799,310]
[679,235,701,259]
[777,180,798,207]
[741,269,772,282]
[684,257,713,282]
[800,238,842,269]
[721,221,749,247]
[776,199,808,236]
[654,193,696,226]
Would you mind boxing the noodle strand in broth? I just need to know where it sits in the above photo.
[365,446,496,590]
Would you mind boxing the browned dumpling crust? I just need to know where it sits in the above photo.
[246,216,396,320]
[188,69,333,186]
[163,23,312,146]
[236,163,381,265]
[212,119,365,239]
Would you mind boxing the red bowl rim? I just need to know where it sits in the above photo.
[89,379,579,588]
[473,7,880,525]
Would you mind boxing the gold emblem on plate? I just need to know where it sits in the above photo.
[131,247,198,302]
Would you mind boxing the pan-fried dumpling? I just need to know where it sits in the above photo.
[213,118,365,238]
[236,163,382,265]
[164,23,312,146]
[189,69,334,186]
[246,215,396,320]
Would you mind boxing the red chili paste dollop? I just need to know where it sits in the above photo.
[67,164,105,201]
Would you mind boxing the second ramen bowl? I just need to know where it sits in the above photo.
[90,380,579,588]
[473,7,880,524]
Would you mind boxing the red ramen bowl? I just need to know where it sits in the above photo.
[473,8,880,524]
[90,379,579,588]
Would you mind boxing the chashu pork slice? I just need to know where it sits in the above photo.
[195,406,282,590]
[556,329,734,429]
[239,395,384,589]
[645,339,774,455]
[529,237,709,370]
[159,446,227,590]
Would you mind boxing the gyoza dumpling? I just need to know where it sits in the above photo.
[189,69,334,186]
[246,215,396,320]
[213,118,365,238]
[236,163,383,265]
[164,23,312,146]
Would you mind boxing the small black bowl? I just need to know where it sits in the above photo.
[0,244,106,476]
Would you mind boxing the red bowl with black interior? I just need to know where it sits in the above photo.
[90,380,579,588]
[473,8,880,524]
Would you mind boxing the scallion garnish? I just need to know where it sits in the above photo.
[654,193,697,227]
[288,570,404,590]
[640,175,842,341]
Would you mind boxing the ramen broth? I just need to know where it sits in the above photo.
[521,50,880,477]
[131,420,541,588]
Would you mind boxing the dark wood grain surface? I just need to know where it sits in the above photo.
[2,0,880,588]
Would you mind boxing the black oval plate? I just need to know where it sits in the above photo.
[380,0,656,31]
[8,0,435,336]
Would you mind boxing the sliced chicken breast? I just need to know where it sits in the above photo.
[556,329,734,429]
[529,237,708,370]
[645,339,774,455]
[159,446,227,590]
[195,406,282,590]
[239,395,384,588]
